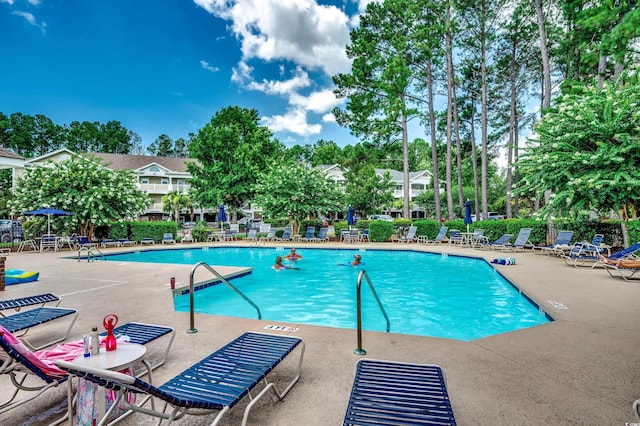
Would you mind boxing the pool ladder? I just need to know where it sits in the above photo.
[355,270,390,355]
[187,261,261,334]
[77,246,105,262]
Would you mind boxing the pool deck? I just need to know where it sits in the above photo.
[1,241,639,425]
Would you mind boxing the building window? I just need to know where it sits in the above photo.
[149,166,160,172]
[161,178,169,185]
[141,178,149,184]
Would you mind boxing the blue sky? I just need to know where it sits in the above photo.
[0,0,378,150]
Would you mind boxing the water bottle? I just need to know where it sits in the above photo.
[90,327,100,355]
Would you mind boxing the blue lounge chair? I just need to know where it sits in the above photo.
[474,233,513,250]
[75,236,98,249]
[315,227,329,242]
[0,293,62,312]
[0,306,78,350]
[300,226,316,242]
[0,321,174,419]
[278,227,293,242]
[532,230,574,255]
[259,228,277,244]
[499,228,532,252]
[592,242,640,268]
[561,234,605,267]
[56,332,305,426]
[343,359,456,426]
[418,226,448,244]
[161,233,176,244]
[392,226,417,243]
[448,229,464,246]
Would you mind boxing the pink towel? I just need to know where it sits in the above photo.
[0,325,105,377]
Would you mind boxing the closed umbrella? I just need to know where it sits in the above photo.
[347,206,355,228]
[464,199,472,232]
[24,207,73,235]
[217,205,227,230]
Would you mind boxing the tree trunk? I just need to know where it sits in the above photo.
[401,109,410,219]
[480,0,489,221]
[506,31,518,219]
[535,0,551,110]
[426,60,442,223]
[445,0,455,220]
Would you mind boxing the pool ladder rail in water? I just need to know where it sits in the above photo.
[354,270,390,355]
[187,261,262,333]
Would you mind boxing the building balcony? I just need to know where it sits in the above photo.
[138,183,191,194]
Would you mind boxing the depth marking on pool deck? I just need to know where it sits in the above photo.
[264,325,299,332]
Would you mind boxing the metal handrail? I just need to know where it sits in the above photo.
[354,270,390,355]
[77,246,105,262]
[187,261,261,334]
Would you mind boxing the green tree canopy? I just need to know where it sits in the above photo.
[162,190,192,223]
[344,165,394,218]
[514,69,640,219]
[9,156,150,238]
[187,106,284,221]
[253,163,343,235]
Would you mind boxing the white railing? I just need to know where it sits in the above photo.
[138,183,191,193]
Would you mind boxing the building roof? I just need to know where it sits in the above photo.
[89,153,195,173]
[0,147,25,161]
[374,168,432,181]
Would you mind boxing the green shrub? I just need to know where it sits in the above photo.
[130,221,179,242]
[191,221,209,242]
[413,219,440,239]
[369,221,394,242]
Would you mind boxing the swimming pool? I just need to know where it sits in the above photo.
[104,247,551,340]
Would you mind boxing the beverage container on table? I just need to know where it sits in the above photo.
[103,314,119,351]
[90,326,100,355]
[83,335,90,357]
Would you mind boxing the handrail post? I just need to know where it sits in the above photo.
[354,270,390,355]
[354,271,366,355]
[187,261,262,334]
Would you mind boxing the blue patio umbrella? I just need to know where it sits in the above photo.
[217,205,227,230]
[24,207,73,235]
[464,199,472,232]
[347,206,355,228]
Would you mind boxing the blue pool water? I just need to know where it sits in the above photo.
[105,247,551,340]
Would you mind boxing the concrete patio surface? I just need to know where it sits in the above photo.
[0,240,639,425]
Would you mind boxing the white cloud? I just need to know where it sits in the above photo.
[261,108,322,137]
[194,0,355,137]
[289,88,340,114]
[12,10,46,33]
[322,112,336,123]
[27,0,41,5]
[194,0,351,75]
[199,60,219,72]
[1,0,15,4]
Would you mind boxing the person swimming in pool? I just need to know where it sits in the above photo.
[284,248,302,261]
[351,254,362,266]
[273,256,289,270]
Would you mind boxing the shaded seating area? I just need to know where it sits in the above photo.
[56,332,304,426]
[343,359,456,426]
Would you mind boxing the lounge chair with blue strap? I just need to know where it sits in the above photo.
[342,359,456,426]
[315,227,329,242]
[418,226,448,244]
[561,234,605,267]
[56,332,304,426]
[392,226,418,243]
[300,226,316,242]
[0,321,174,420]
[161,233,176,244]
[277,227,293,242]
[473,233,513,250]
[532,230,575,255]
[0,295,78,350]
[592,242,640,269]
[499,228,532,252]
